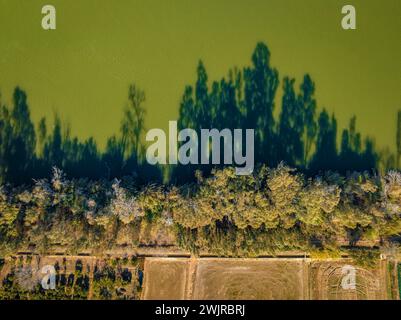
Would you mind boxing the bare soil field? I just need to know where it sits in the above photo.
[142,258,308,300]
[142,258,392,300]
[309,260,387,300]
[141,258,189,300]
[192,258,306,300]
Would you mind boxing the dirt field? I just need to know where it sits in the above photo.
[142,257,391,300]
[142,258,307,300]
[192,258,306,300]
[141,258,189,300]
[309,260,387,300]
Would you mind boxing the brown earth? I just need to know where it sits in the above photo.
[309,259,388,300]
[141,258,189,300]
[192,258,306,300]
[142,257,392,300]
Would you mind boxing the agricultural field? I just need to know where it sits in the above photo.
[141,258,190,300]
[142,257,396,300]
[192,259,306,300]
[142,258,308,300]
[309,260,388,300]
[0,255,398,300]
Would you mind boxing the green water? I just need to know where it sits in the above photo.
[0,0,400,150]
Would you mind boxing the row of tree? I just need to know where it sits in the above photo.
[1,165,401,256]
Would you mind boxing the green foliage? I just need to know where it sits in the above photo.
[0,261,89,300]
[0,257,142,300]
[347,248,381,269]
[0,164,400,256]
[92,261,135,300]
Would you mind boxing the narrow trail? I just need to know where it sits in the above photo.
[184,256,198,299]
[87,259,95,300]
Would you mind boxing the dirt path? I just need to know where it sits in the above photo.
[87,259,95,300]
[184,256,197,299]
[302,258,310,299]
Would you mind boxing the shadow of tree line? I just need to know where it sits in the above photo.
[172,42,399,183]
[0,42,398,185]
[0,84,162,185]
